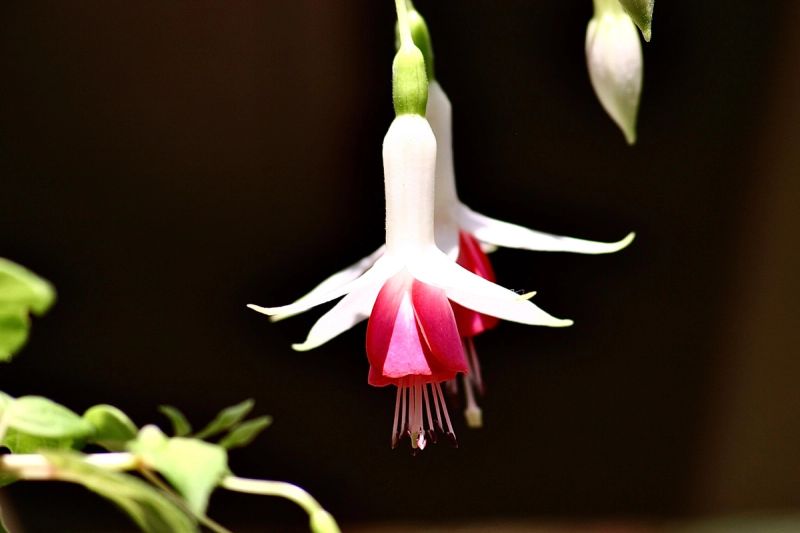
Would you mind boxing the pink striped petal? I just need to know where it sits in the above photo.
[452,232,500,337]
[411,279,468,380]
[366,272,432,386]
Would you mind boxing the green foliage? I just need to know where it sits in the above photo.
[2,395,92,439]
[44,450,198,533]
[158,405,192,437]
[84,404,138,451]
[2,428,77,454]
[218,415,272,450]
[129,426,228,516]
[0,258,55,361]
[0,505,8,533]
[194,399,254,440]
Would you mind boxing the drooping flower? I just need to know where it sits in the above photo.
[250,38,571,449]
[586,0,644,145]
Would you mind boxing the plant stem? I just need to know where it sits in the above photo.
[0,452,138,479]
[221,475,323,517]
[395,0,412,47]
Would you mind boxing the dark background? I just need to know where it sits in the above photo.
[1,1,799,531]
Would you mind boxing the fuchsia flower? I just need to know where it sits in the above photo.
[250,111,571,450]
[263,80,634,429]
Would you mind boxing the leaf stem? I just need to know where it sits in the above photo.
[221,475,322,517]
[139,467,233,533]
[0,452,138,479]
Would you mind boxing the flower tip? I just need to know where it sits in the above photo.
[518,291,537,301]
[624,126,637,145]
[620,231,636,249]
[291,341,315,352]
[247,303,270,315]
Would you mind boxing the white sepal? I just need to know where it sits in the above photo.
[269,245,384,322]
[458,204,635,254]
[410,249,573,328]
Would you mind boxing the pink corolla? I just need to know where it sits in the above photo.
[250,104,571,449]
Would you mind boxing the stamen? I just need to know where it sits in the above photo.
[434,382,458,447]
[430,380,445,435]
[400,379,408,441]
[422,384,437,444]
[465,337,485,395]
[391,385,402,448]
[462,373,483,429]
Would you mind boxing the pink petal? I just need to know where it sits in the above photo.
[366,272,432,386]
[458,231,497,283]
[412,279,468,380]
[452,231,500,337]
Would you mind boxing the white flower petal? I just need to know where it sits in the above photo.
[410,250,572,328]
[270,245,385,322]
[291,281,381,352]
[458,204,635,254]
[248,256,399,319]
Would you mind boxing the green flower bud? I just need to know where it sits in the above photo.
[392,44,428,116]
[408,8,435,81]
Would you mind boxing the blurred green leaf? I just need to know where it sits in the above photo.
[0,391,12,411]
[84,404,138,451]
[44,450,198,533]
[194,399,253,440]
[0,306,29,362]
[218,415,272,450]
[4,396,92,439]
[0,471,18,489]
[130,426,228,516]
[0,505,8,533]
[158,405,192,437]
[2,428,76,454]
[0,258,56,361]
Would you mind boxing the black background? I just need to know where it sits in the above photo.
[1,1,798,531]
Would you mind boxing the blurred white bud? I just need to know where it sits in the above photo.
[586,0,643,145]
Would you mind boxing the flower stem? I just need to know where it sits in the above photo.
[394,0,412,47]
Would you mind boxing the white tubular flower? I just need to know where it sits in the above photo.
[249,114,571,353]
[586,0,644,145]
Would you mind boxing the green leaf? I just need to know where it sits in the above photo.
[0,470,18,489]
[0,305,29,362]
[44,450,198,533]
[218,415,272,450]
[0,258,56,361]
[617,0,654,41]
[2,428,76,454]
[158,405,192,437]
[129,426,228,516]
[84,404,138,451]
[194,399,253,440]
[4,396,92,439]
